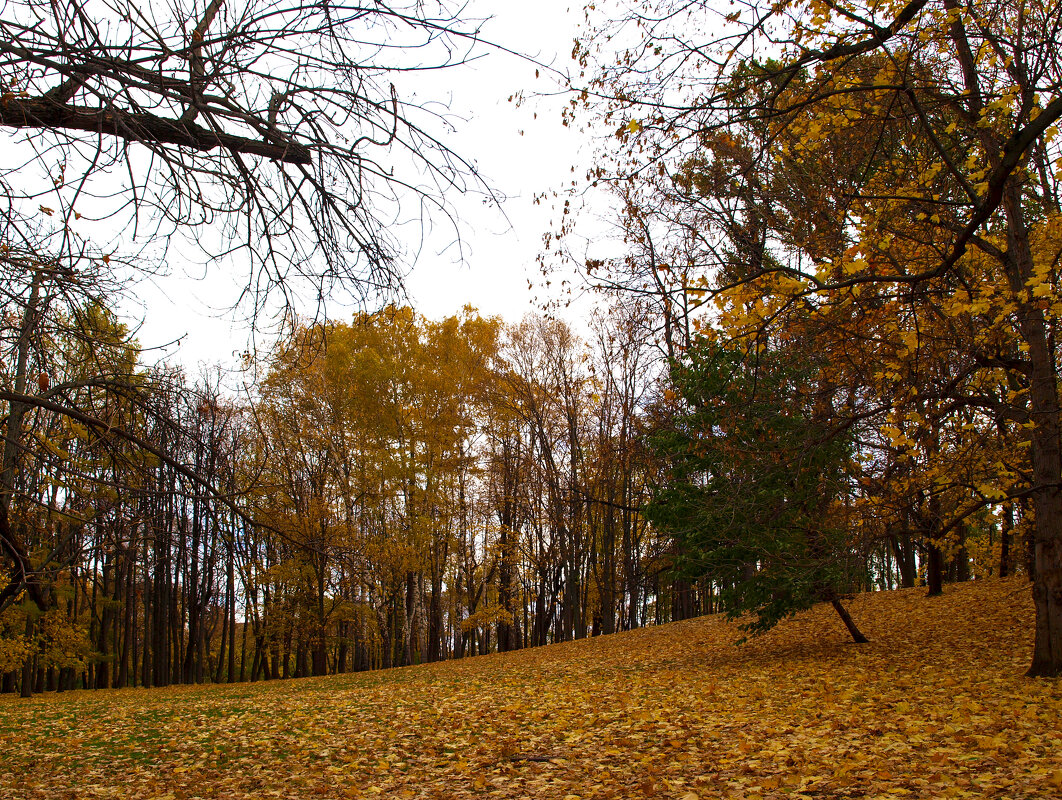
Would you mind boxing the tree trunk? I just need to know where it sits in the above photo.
[427,566,444,661]
[830,598,868,644]
[227,552,237,682]
[925,542,944,597]
[1029,536,1062,676]
[403,572,417,666]
[20,615,35,697]
[999,502,1013,578]
[1000,183,1062,677]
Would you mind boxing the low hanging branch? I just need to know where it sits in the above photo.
[0,98,312,165]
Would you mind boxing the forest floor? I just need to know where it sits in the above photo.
[1,577,1060,799]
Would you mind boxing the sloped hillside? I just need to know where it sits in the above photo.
[1,578,1059,799]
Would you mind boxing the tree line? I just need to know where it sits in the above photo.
[1,296,680,695]
[1,283,1020,696]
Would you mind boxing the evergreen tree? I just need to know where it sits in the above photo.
[647,338,868,642]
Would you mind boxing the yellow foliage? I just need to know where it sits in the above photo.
[460,604,514,633]
[0,603,30,673]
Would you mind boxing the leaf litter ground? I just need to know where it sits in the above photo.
[1,578,1059,799]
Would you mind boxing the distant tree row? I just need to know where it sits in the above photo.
[2,270,1012,695]
[1,294,678,694]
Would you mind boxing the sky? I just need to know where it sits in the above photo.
[126,0,608,372]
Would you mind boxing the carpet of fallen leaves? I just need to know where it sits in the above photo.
[1,578,1060,800]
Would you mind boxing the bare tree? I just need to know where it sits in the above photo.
[0,0,492,317]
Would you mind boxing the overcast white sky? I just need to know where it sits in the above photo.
[128,0,610,371]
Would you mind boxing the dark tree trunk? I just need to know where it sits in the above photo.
[336,620,348,674]
[889,533,917,589]
[20,616,34,697]
[427,566,444,661]
[830,598,869,643]
[96,549,113,690]
[672,577,695,621]
[227,552,237,682]
[403,571,416,666]
[926,542,944,597]
[1000,182,1062,677]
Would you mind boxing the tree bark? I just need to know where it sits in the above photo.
[830,598,869,644]
[0,99,312,164]
[998,183,1062,677]
[925,541,944,597]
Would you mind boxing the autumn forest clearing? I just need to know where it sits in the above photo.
[5,0,1062,795]
[1,578,1058,800]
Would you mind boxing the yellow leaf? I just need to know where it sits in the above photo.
[1031,283,1054,298]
